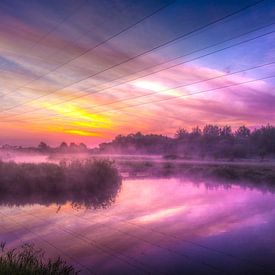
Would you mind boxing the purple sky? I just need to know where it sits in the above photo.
[0,0,274,146]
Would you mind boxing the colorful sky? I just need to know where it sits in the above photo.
[0,0,275,146]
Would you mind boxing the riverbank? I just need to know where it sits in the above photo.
[117,159,275,184]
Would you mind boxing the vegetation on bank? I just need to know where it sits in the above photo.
[118,160,275,184]
[0,159,121,208]
[0,242,78,275]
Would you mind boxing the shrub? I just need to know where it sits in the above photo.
[0,242,78,274]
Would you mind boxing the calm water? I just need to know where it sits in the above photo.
[1,177,275,274]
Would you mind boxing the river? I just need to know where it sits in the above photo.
[1,176,275,274]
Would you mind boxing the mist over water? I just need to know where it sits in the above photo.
[0,151,49,163]
[1,150,275,274]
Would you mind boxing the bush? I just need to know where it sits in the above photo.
[0,242,78,274]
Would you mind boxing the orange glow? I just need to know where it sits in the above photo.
[64,129,103,137]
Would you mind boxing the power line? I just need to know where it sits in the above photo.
[16,209,165,274]
[0,0,87,52]
[24,202,275,274]
[75,205,274,273]
[0,0,176,99]
[22,209,225,274]
[2,24,274,120]
[50,23,275,101]
[0,211,94,274]
[45,45,275,118]
[1,0,265,108]
[1,74,273,140]
[2,62,274,125]
[26,0,88,51]
[87,74,275,117]
[79,61,275,112]
[31,74,275,126]
[2,65,273,129]
[10,23,275,112]
[0,1,88,80]
[0,1,175,88]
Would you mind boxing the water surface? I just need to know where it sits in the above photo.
[1,177,275,274]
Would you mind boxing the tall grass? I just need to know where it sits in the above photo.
[0,242,78,274]
[0,159,122,208]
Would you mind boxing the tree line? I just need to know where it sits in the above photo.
[98,124,275,160]
[1,124,274,160]
[37,142,88,153]
[1,142,89,153]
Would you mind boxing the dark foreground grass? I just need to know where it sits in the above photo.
[0,242,78,275]
[0,159,122,208]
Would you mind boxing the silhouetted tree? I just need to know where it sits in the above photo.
[79,143,88,152]
[175,128,188,140]
[190,126,202,139]
[38,142,50,152]
[235,125,250,139]
[233,126,251,158]
[69,142,78,153]
[251,125,275,160]
[59,142,68,152]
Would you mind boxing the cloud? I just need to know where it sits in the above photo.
[1,0,275,145]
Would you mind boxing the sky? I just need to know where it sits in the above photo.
[0,0,274,147]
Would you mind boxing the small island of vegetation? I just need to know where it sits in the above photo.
[0,159,122,209]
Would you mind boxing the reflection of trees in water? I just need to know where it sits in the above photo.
[121,161,275,189]
[191,178,275,195]
[0,159,122,209]
[0,184,122,209]
[120,162,275,194]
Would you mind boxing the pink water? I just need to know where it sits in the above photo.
[1,177,275,274]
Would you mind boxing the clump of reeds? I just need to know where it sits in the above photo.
[0,242,78,274]
[0,159,122,208]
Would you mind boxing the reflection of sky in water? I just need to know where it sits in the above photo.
[1,178,275,274]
